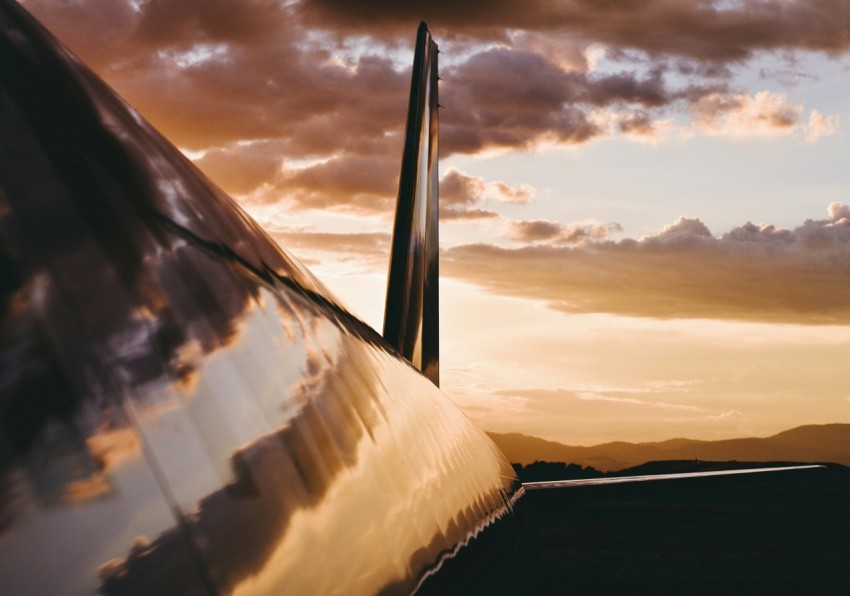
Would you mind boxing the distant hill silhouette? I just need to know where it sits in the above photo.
[488,423,850,471]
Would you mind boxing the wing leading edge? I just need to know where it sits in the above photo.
[522,464,825,490]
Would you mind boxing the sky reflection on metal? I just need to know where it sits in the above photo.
[0,4,524,592]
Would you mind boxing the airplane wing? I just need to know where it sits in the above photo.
[523,464,825,490]
[0,6,529,594]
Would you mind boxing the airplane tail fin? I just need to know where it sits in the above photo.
[383,22,440,386]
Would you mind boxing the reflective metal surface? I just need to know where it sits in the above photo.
[0,4,526,593]
[383,23,440,387]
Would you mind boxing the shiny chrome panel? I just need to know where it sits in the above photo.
[383,23,440,387]
[0,3,523,593]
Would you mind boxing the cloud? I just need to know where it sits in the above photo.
[441,48,603,153]
[25,1,411,155]
[829,201,850,220]
[509,220,562,243]
[478,385,742,447]
[510,31,589,72]
[300,0,850,62]
[21,0,141,72]
[439,48,734,154]
[26,0,850,159]
[509,220,622,244]
[650,216,714,244]
[759,67,819,87]
[133,0,289,46]
[804,110,841,143]
[440,169,486,208]
[194,141,285,195]
[619,112,656,136]
[582,67,669,107]
[691,91,803,137]
[498,387,704,414]
[21,0,845,220]
[491,181,535,204]
[138,49,407,153]
[441,208,500,221]
[269,231,391,268]
[279,154,400,213]
[615,89,838,143]
[445,204,850,324]
[439,168,528,221]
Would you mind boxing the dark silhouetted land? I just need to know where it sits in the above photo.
[490,423,850,470]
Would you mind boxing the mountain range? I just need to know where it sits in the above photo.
[488,423,850,471]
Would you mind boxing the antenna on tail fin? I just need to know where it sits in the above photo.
[383,22,440,386]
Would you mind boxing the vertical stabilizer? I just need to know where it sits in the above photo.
[383,23,440,386]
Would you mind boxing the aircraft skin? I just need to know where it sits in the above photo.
[0,3,534,594]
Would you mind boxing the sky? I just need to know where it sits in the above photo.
[23,0,850,445]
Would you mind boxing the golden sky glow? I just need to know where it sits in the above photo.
[24,0,850,444]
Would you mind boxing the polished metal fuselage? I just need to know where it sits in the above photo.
[0,3,526,593]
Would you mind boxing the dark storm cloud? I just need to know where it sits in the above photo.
[445,204,850,325]
[300,0,850,62]
[25,1,409,154]
[112,46,408,153]
[25,1,738,169]
[20,0,844,210]
[134,0,290,46]
[441,48,602,153]
[583,67,668,107]
[440,48,719,153]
